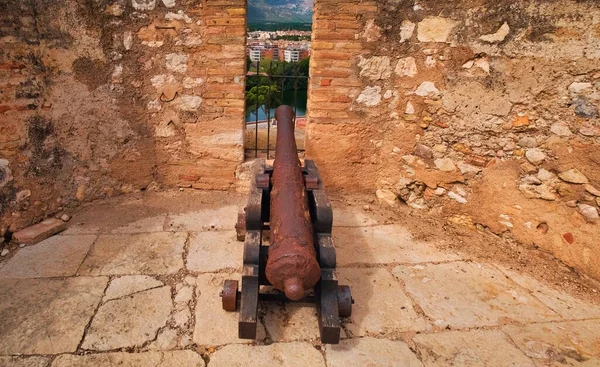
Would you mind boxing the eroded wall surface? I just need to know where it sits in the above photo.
[307,0,600,278]
[0,0,245,234]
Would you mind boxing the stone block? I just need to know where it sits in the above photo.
[0,277,107,354]
[503,320,600,366]
[263,305,320,342]
[51,351,205,367]
[0,235,96,278]
[78,232,186,275]
[333,225,462,266]
[209,342,325,367]
[12,218,66,245]
[413,330,534,366]
[0,356,50,367]
[337,268,430,336]
[186,231,243,272]
[166,205,238,232]
[331,206,379,227]
[103,275,163,301]
[496,267,600,320]
[326,337,423,367]
[393,262,560,329]
[193,273,265,346]
[81,286,173,351]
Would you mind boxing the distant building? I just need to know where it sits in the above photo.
[282,48,310,62]
[249,48,262,62]
[249,45,280,62]
[283,49,299,62]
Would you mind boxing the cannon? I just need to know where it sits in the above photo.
[221,105,352,344]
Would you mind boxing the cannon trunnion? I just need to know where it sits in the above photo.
[221,106,352,344]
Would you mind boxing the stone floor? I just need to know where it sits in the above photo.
[1,190,600,366]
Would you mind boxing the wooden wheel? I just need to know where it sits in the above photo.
[337,285,353,318]
[222,280,238,311]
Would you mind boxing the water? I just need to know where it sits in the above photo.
[246,89,307,122]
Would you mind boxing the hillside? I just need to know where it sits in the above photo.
[248,0,313,24]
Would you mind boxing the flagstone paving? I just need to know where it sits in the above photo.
[0,191,598,366]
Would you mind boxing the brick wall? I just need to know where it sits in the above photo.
[307,0,600,279]
[306,0,379,190]
[0,0,246,234]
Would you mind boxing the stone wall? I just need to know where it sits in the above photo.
[0,0,246,235]
[307,0,600,279]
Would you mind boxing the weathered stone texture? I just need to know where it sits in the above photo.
[413,330,534,366]
[393,262,559,328]
[52,351,205,367]
[306,0,600,280]
[0,0,246,233]
[209,342,325,367]
[0,234,96,278]
[81,286,173,351]
[78,232,186,275]
[0,277,107,354]
[326,337,423,367]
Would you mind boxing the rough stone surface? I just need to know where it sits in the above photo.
[479,22,510,43]
[166,206,238,232]
[263,305,320,342]
[413,330,534,366]
[356,86,382,106]
[577,203,599,223]
[434,158,456,172]
[12,218,67,245]
[585,184,600,197]
[0,159,12,189]
[497,267,600,319]
[503,320,600,366]
[417,17,460,43]
[332,207,379,227]
[110,215,167,234]
[193,273,265,345]
[399,20,415,43]
[333,225,461,266]
[79,232,186,275]
[358,56,392,80]
[393,262,559,328]
[550,123,573,137]
[186,231,242,272]
[415,81,440,97]
[376,189,397,207]
[306,0,600,285]
[132,0,157,11]
[82,286,172,351]
[0,194,599,365]
[0,0,246,232]
[209,342,325,367]
[558,169,589,184]
[104,275,164,301]
[51,351,205,367]
[326,337,423,367]
[0,356,50,367]
[0,277,107,354]
[0,235,96,278]
[414,143,434,159]
[395,57,418,77]
[337,267,429,336]
[525,149,546,165]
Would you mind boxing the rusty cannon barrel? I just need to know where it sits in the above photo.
[265,105,321,301]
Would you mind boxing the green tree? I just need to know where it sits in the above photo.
[298,57,310,76]
[246,85,281,116]
[246,55,252,72]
